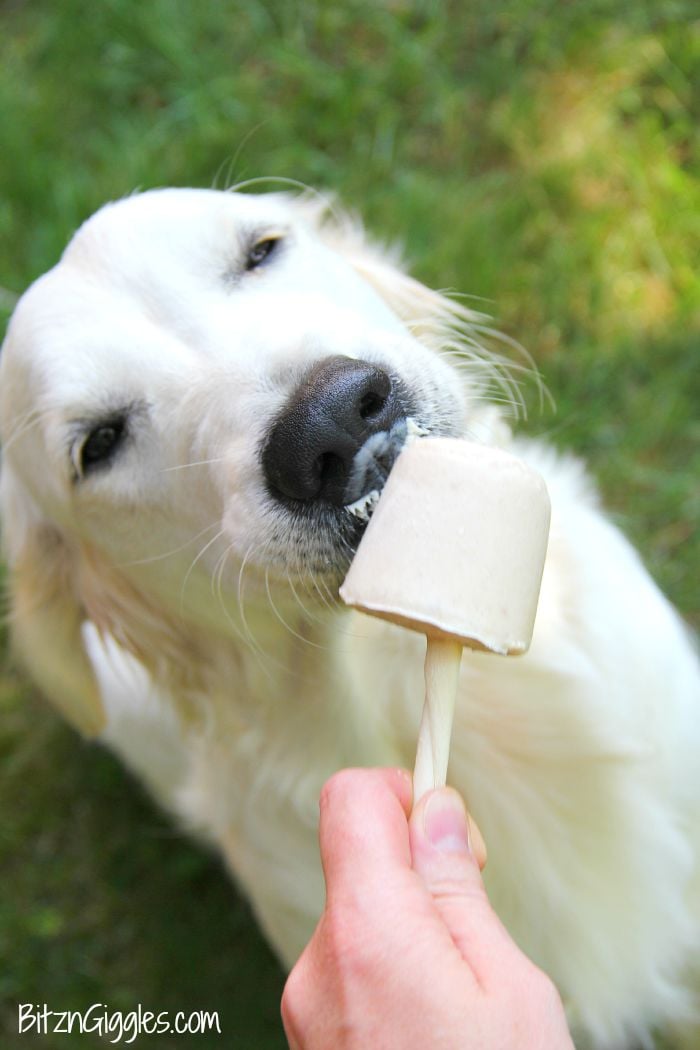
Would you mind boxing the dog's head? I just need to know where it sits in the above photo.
[0,188,511,732]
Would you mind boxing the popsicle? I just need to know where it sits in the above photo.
[339,437,551,803]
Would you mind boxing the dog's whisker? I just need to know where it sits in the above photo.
[209,539,281,672]
[309,575,335,615]
[179,526,227,616]
[1,406,54,453]
[438,343,530,419]
[402,299,549,422]
[211,544,228,598]
[118,521,222,568]
[470,392,529,410]
[468,326,552,416]
[161,457,228,474]
[292,550,334,612]
[216,548,283,685]
[210,542,252,650]
[284,567,330,627]
[214,122,272,193]
[235,541,271,660]
[306,567,341,615]
[322,563,345,606]
[231,542,295,675]
[1,404,44,440]
[226,176,347,230]
[282,539,341,616]
[264,567,330,652]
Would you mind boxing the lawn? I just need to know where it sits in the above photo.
[0,2,697,1047]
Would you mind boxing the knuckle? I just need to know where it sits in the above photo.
[319,768,358,812]
[280,963,308,1041]
[500,963,568,1042]
[529,965,564,1009]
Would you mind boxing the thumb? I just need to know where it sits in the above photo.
[409,788,513,977]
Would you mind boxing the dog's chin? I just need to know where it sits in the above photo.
[258,483,378,593]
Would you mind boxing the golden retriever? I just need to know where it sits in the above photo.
[1,188,699,1049]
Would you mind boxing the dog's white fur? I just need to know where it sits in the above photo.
[1,188,699,1049]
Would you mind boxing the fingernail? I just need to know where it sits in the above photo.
[422,790,472,855]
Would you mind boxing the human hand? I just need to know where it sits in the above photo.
[281,768,574,1050]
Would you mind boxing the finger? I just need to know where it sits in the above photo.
[318,767,413,908]
[409,788,518,983]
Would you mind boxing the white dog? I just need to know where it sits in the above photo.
[1,188,698,1049]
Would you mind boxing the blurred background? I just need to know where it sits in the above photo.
[1,2,697,1047]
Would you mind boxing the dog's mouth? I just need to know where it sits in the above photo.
[258,354,464,584]
[266,416,432,585]
[342,416,428,524]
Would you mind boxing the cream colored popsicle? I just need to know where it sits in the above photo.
[339,437,551,803]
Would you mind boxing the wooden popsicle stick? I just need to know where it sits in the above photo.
[412,636,463,805]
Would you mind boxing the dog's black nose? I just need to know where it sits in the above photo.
[262,355,405,506]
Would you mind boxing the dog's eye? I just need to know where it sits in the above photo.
[78,417,127,476]
[245,236,282,272]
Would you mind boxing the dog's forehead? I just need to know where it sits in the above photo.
[0,186,407,433]
[0,190,302,382]
[93,187,292,229]
[58,188,297,280]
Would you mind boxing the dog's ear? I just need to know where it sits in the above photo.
[69,549,210,730]
[2,469,106,737]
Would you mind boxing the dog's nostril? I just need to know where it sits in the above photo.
[316,452,345,491]
[262,355,405,507]
[358,391,387,420]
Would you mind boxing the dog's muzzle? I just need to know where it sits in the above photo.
[262,355,411,509]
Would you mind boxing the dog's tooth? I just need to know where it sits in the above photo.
[339,438,550,804]
[345,490,380,522]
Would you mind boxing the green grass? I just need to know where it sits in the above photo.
[1,2,698,1047]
